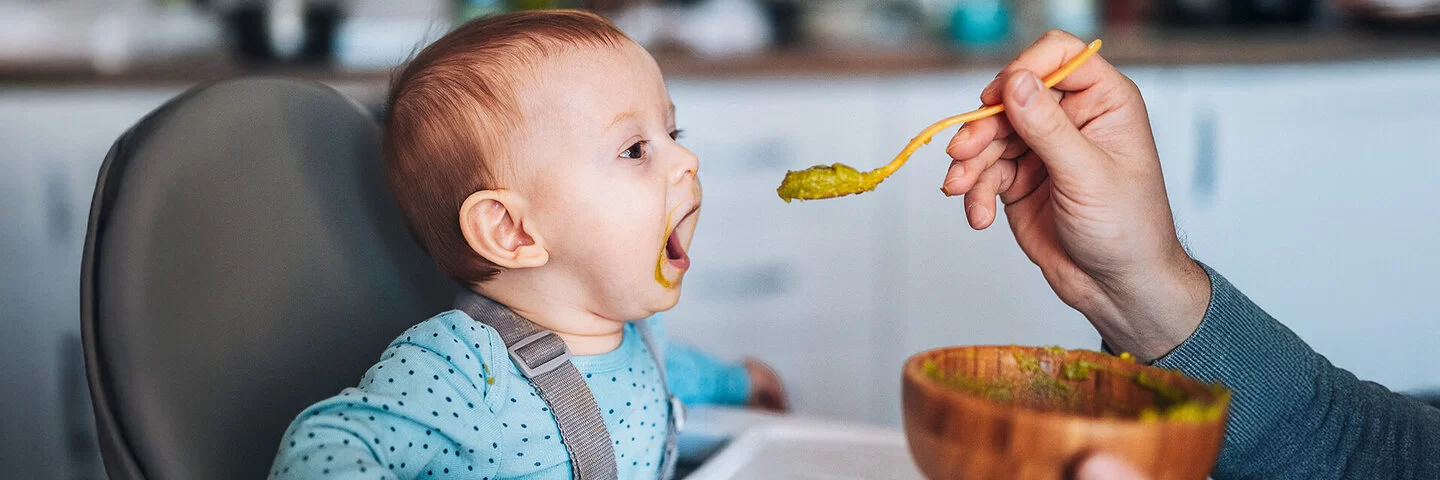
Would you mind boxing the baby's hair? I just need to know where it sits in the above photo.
[383,10,630,284]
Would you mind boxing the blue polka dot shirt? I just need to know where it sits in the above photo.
[270,311,750,479]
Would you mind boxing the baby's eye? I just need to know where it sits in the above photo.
[669,129,684,141]
[621,141,646,160]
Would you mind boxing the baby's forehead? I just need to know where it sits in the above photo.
[515,43,670,128]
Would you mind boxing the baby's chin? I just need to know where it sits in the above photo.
[595,276,686,321]
[634,277,685,316]
[648,280,684,313]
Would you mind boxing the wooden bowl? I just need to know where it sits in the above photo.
[902,346,1229,480]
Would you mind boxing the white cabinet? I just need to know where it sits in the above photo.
[0,88,181,479]
[1173,61,1440,393]
[663,79,892,422]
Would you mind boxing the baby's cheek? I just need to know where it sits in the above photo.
[554,182,667,266]
[583,220,658,269]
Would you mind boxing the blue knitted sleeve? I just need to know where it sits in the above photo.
[1153,264,1440,479]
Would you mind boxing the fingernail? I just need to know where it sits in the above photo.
[980,81,999,101]
[967,203,988,225]
[941,175,962,196]
[1013,71,1040,108]
[949,129,972,151]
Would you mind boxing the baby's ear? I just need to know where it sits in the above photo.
[458,190,549,270]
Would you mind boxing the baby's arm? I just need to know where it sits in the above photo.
[665,342,752,406]
[269,314,507,479]
[645,317,751,406]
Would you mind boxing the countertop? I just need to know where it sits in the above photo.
[3,28,1439,87]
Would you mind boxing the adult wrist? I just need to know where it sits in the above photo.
[1086,256,1211,362]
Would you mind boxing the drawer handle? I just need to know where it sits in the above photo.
[1193,109,1217,206]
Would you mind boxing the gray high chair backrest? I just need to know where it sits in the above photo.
[80,78,455,480]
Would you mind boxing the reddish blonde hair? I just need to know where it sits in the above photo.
[383,10,630,284]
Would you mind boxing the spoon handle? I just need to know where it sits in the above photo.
[875,39,1103,178]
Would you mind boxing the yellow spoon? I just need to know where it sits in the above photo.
[776,39,1103,203]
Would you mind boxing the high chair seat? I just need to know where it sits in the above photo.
[80,77,454,480]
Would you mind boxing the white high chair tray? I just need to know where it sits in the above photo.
[682,409,924,480]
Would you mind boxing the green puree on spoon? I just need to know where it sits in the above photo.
[777,39,1103,203]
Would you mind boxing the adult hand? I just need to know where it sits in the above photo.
[941,30,1210,361]
[1075,453,1149,480]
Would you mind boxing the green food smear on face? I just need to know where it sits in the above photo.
[923,346,1229,422]
[776,163,883,202]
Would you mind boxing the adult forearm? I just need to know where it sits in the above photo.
[1152,265,1440,479]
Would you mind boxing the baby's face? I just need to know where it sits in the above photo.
[512,41,701,320]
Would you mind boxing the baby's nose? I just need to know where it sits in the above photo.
[670,148,700,184]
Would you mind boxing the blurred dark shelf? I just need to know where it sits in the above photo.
[0,55,394,88]
[3,28,1439,87]
[654,28,1440,77]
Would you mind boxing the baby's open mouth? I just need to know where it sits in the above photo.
[655,201,701,289]
[665,228,688,269]
[663,206,698,270]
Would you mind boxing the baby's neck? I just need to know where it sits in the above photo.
[474,281,627,356]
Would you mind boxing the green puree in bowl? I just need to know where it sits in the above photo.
[922,347,1228,422]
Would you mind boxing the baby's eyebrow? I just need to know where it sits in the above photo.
[607,111,637,131]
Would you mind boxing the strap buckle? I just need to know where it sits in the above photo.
[668,395,686,434]
[507,330,572,379]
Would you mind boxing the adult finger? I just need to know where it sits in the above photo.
[947,86,1060,161]
[980,30,1123,104]
[962,159,1017,230]
[1074,454,1148,480]
[998,153,1047,206]
[943,137,1007,196]
[1000,69,1108,180]
[947,113,1013,161]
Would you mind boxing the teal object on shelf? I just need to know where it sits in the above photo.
[458,0,507,21]
[949,0,1011,47]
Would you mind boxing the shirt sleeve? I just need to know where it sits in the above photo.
[643,316,751,406]
[269,313,508,480]
[1152,263,1440,479]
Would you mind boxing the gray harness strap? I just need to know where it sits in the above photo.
[635,322,684,480]
[454,291,616,480]
[455,290,683,480]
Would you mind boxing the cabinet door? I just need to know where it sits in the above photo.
[1179,61,1440,393]
[0,88,180,479]
[662,79,891,422]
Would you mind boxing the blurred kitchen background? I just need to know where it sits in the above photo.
[3,0,1439,477]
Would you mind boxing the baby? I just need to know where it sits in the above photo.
[270,10,784,479]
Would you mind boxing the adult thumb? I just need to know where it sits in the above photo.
[1074,453,1149,480]
[1001,69,1107,178]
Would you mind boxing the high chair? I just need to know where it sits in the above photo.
[79,77,455,480]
